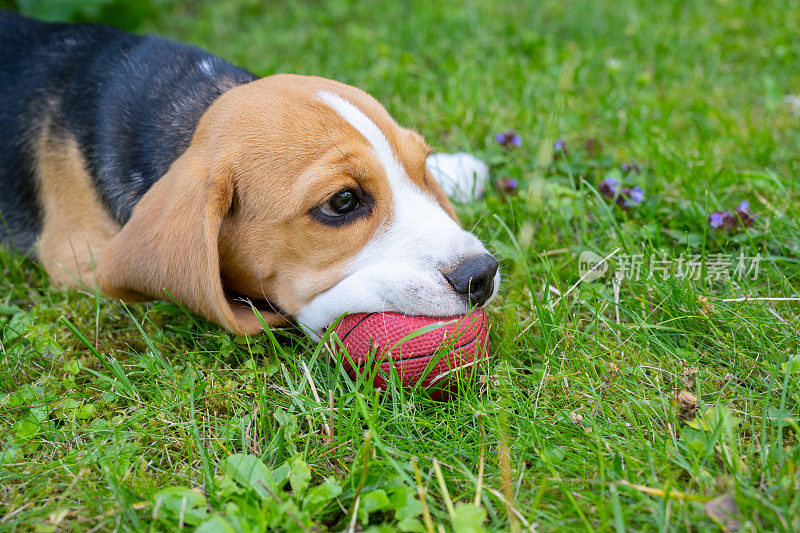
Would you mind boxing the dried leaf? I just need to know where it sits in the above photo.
[676,391,699,421]
[705,493,741,532]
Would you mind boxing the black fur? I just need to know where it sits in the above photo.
[0,11,257,253]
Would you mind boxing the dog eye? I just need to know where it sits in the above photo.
[310,187,372,226]
[321,189,359,216]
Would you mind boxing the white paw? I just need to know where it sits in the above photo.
[426,152,490,202]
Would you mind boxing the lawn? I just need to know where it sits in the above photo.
[2,0,800,531]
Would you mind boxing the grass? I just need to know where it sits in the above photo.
[2,0,800,530]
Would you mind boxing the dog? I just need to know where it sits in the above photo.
[0,11,499,338]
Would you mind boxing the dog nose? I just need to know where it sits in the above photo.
[443,253,498,307]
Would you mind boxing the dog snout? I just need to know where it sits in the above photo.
[443,253,498,308]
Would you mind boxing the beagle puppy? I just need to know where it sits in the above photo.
[0,11,499,338]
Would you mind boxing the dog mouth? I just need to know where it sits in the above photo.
[315,270,501,336]
[225,289,289,320]
[280,261,500,340]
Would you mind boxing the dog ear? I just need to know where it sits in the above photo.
[96,147,287,335]
[424,170,461,225]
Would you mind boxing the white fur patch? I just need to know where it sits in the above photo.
[316,91,410,191]
[198,58,215,76]
[298,91,499,338]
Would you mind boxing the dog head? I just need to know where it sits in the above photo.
[98,74,499,337]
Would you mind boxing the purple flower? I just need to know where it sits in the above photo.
[623,186,645,207]
[496,177,519,196]
[708,200,757,230]
[708,211,726,228]
[734,199,757,227]
[599,177,644,209]
[495,130,522,148]
[599,176,620,195]
[552,139,568,159]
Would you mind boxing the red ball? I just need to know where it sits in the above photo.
[332,309,490,389]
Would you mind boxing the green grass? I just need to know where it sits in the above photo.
[2,0,800,530]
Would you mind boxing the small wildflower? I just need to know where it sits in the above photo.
[496,177,519,196]
[734,199,757,227]
[599,176,620,195]
[621,162,641,174]
[623,186,645,207]
[495,130,522,147]
[599,177,644,208]
[708,211,727,228]
[708,200,757,230]
[552,138,568,160]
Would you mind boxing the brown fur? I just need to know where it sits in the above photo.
[36,125,121,288]
[38,74,458,334]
